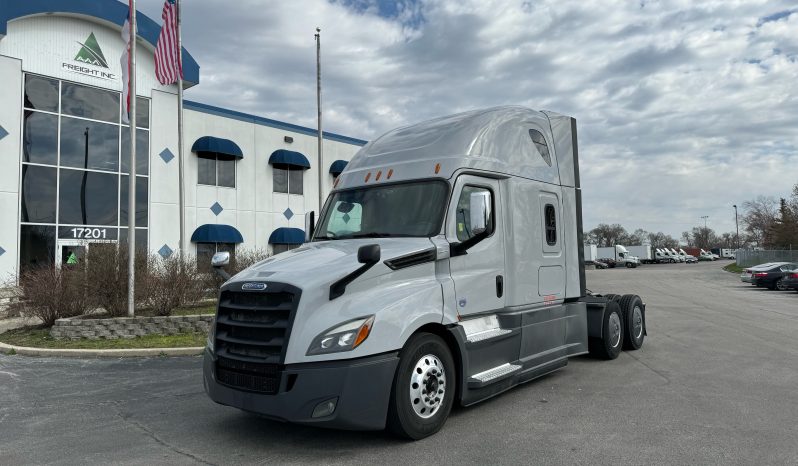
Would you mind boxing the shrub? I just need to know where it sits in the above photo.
[11,264,91,327]
[144,254,205,316]
[85,243,150,316]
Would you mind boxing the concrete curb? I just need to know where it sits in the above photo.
[0,341,204,358]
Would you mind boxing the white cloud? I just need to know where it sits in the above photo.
[137,0,797,238]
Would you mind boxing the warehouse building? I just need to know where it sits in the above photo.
[0,0,367,278]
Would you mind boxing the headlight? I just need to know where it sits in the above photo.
[307,315,375,355]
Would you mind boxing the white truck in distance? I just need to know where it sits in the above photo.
[203,107,648,439]
[597,245,640,268]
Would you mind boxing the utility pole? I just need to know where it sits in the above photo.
[733,205,739,249]
[700,215,708,229]
[127,0,137,318]
[315,27,324,216]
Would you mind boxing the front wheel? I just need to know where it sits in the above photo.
[387,333,456,440]
[775,278,787,291]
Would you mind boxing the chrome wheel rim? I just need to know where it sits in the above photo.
[409,354,446,419]
[632,306,643,339]
[776,279,786,291]
[608,313,621,348]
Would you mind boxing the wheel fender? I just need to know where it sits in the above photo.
[585,301,607,338]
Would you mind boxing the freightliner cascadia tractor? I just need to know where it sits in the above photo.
[203,107,647,439]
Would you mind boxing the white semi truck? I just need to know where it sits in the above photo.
[203,107,648,439]
[596,245,640,268]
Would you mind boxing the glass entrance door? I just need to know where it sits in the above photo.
[56,240,87,267]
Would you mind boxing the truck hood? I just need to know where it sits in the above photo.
[228,237,437,290]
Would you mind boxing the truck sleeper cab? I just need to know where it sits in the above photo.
[203,107,648,439]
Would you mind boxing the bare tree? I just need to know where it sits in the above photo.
[588,223,628,247]
[742,196,778,248]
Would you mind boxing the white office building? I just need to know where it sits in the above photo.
[0,0,366,278]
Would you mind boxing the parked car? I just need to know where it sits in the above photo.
[740,263,782,283]
[780,269,798,292]
[593,260,610,269]
[684,255,698,263]
[750,263,798,290]
[593,257,617,269]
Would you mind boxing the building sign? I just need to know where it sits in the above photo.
[62,32,116,80]
[58,226,119,241]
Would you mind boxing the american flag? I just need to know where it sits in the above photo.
[155,0,183,85]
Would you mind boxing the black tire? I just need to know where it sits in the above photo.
[588,301,624,360]
[387,333,456,440]
[604,293,622,302]
[775,278,787,291]
[619,294,645,350]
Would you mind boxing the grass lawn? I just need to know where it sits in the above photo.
[0,326,207,350]
[723,263,745,274]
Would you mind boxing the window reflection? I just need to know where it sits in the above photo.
[120,175,149,227]
[19,225,56,272]
[23,112,58,165]
[24,75,59,112]
[60,117,119,172]
[21,165,57,223]
[58,168,119,225]
[61,82,119,123]
[120,129,150,175]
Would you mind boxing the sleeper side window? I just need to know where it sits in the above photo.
[529,129,552,166]
[544,204,557,246]
[455,186,493,242]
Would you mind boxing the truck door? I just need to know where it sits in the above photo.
[446,175,506,317]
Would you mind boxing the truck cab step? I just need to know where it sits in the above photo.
[469,363,521,387]
[466,328,512,344]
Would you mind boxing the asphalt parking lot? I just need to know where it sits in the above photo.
[1,261,797,465]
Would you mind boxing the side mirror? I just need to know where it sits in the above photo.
[469,191,491,235]
[211,251,230,267]
[304,211,315,242]
[357,244,380,264]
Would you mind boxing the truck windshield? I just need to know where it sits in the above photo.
[314,180,449,240]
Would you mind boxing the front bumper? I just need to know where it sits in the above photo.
[203,348,400,430]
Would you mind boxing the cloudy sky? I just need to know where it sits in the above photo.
[137,0,798,238]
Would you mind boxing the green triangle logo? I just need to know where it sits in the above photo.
[74,32,109,68]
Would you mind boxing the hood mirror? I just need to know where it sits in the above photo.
[357,244,381,264]
[211,251,230,267]
[304,211,315,242]
[469,191,491,235]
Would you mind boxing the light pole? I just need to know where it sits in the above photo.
[733,205,739,249]
[700,215,708,229]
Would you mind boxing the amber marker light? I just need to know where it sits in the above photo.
[353,316,375,348]
[375,170,382,181]
[434,163,441,174]
[364,172,371,182]
[387,168,394,179]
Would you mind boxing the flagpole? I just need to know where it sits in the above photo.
[177,0,186,257]
[315,27,323,215]
[127,0,137,318]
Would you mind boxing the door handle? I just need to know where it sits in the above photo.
[496,275,503,298]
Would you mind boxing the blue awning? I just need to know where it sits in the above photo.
[268,227,305,245]
[329,160,348,176]
[269,150,310,169]
[190,224,244,243]
[191,136,243,159]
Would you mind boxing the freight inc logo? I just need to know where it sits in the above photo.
[74,32,109,67]
[61,32,116,80]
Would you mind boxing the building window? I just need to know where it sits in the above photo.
[197,153,236,188]
[19,74,150,271]
[196,242,236,272]
[272,243,300,254]
[544,204,557,246]
[273,167,303,194]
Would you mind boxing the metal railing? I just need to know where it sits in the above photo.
[736,250,798,267]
